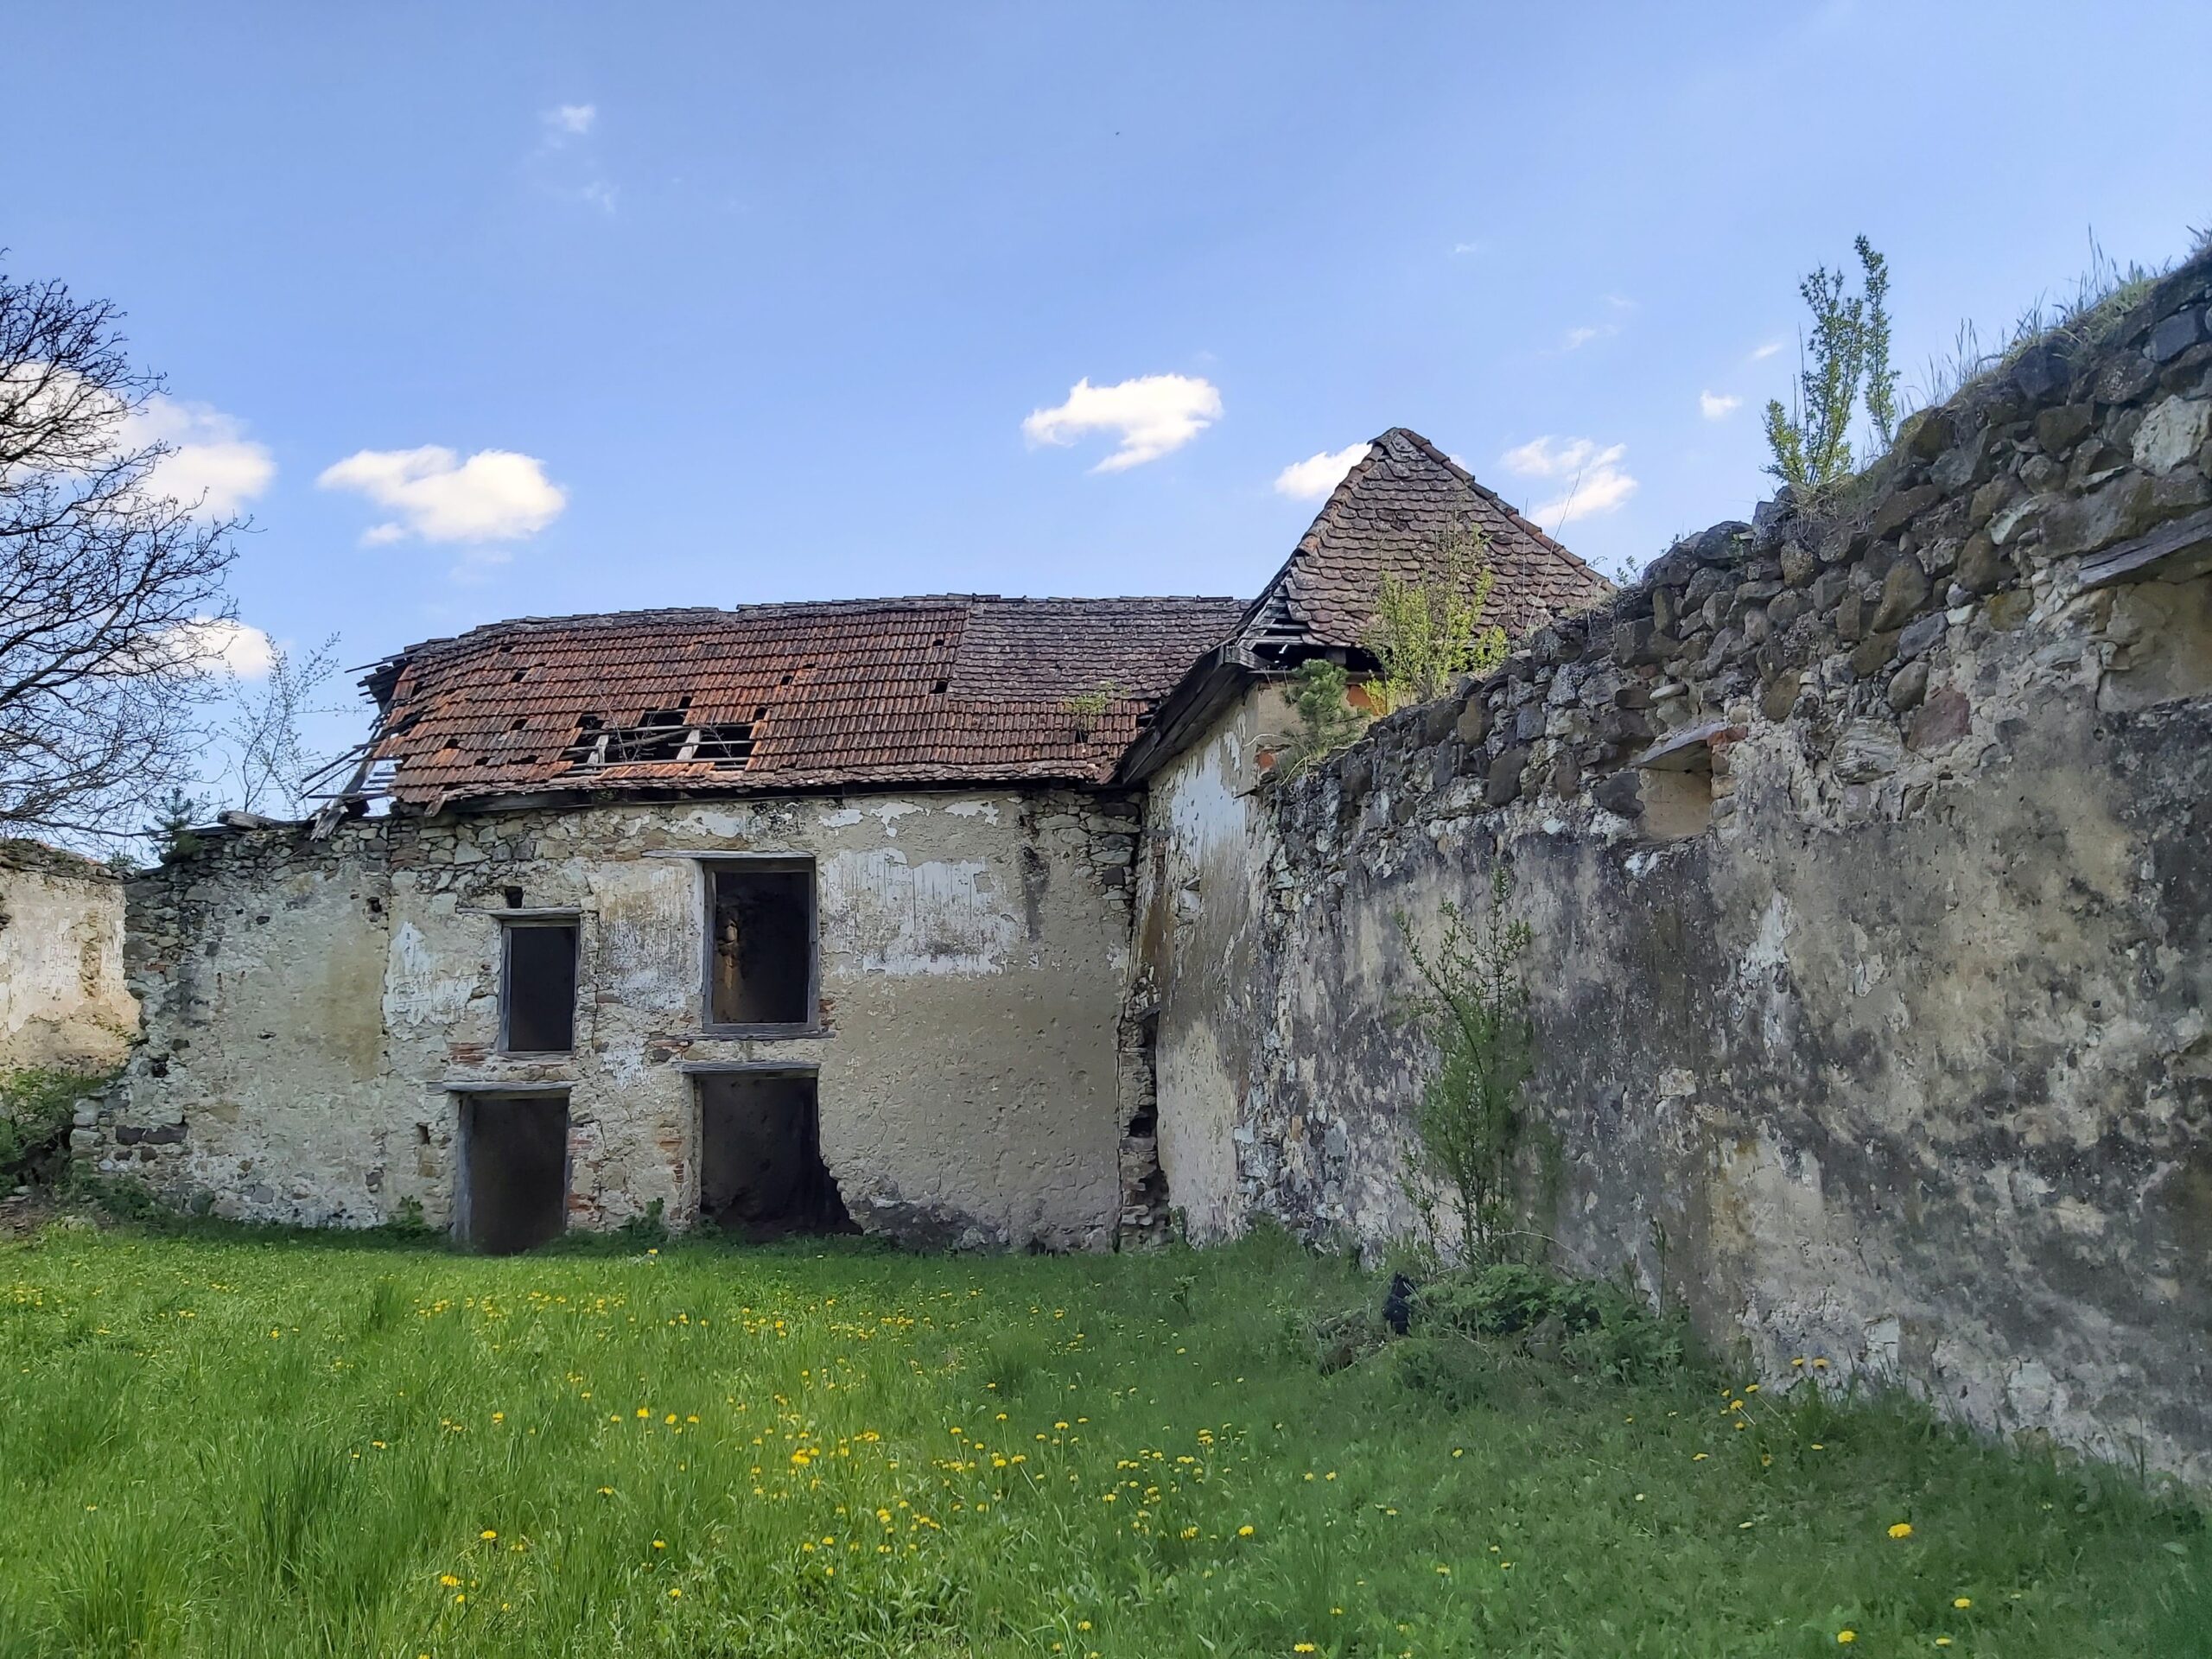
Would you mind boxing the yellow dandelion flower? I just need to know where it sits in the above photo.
[1888,1522,1914,1539]
[1295,1646,1318,1655]
[440,1573,461,1586]
[1935,1641,1953,1649]
[1952,1598,1971,1609]
[480,1530,497,1541]
[669,1587,682,1599]
[1237,1525,1255,1537]
[1836,1633,1854,1645]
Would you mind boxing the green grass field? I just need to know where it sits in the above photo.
[1,1222,2202,1658]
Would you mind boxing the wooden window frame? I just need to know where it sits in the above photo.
[697,856,821,1038]
[494,913,581,1057]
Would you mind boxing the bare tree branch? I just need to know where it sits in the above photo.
[0,257,243,841]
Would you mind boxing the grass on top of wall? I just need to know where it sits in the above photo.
[0,1221,2202,1658]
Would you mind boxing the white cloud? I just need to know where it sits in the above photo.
[1022,374,1222,473]
[1452,240,1484,257]
[317,446,567,544]
[1700,391,1742,421]
[1500,435,1638,527]
[1563,326,1602,350]
[163,617,276,679]
[545,103,596,137]
[1751,340,1785,360]
[130,397,276,517]
[1272,442,1369,501]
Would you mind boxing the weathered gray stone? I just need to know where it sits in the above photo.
[2090,350,2158,404]
[2133,395,2211,474]
[1848,628,1902,678]
[2147,308,2202,363]
[1868,555,1931,633]
[2040,473,2156,559]
[1834,586,1866,643]
[2010,339,2072,401]
[1484,747,1530,807]
[1885,658,1929,711]
[2031,404,2095,455]
[1897,611,1947,662]
[1591,769,1643,817]
[1955,532,2009,595]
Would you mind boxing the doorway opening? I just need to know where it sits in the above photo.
[696,1071,850,1238]
[457,1093,569,1253]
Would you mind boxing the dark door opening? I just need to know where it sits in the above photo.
[458,1094,569,1253]
[696,1072,850,1237]
[707,863,814,1028]
[500,924,577,1052]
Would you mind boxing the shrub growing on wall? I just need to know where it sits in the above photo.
[1396,866,1536,1264]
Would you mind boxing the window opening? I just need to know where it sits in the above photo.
[501,924,577,1052]
[707,862,814,1028]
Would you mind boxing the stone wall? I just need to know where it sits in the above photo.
[89,788,1147,1250]
[1137,252,2212,1478]
[0,839,134,1076]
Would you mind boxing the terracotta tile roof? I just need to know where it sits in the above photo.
[1236,427,1611,651]
[361,594,1245,810]
[1115,429,1611,783]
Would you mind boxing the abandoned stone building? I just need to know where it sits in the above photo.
[68,248,2212,1476]
[93,429,1602,1252]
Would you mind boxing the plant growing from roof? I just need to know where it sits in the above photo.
[1763,235,1898,494]
[1059,684,1122,742]
[1360,518,1505,715]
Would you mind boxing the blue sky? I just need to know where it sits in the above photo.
[12,1,2209,761]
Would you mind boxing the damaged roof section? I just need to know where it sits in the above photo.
[1120,429,1613,781]
[357,594,1245,811]
[1240,427,1611,652]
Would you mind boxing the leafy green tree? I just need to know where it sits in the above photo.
[1764,235,1898,493]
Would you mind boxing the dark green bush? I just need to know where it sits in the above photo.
[0,1069,109,1187]
[1405,1261,1692,1384]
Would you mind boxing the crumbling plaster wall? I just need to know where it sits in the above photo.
[0,840,135,1075]
[89,789,1141,1250]
[1138,254,2212,1478]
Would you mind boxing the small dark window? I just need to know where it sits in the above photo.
[707,863,814,1028]
[501,925,577,1052]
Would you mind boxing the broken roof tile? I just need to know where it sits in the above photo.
[363,594,1243,810]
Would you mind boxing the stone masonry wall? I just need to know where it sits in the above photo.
[87,788,1147,1251]
[1138,251,2212,1478]
[0,839,135,1076]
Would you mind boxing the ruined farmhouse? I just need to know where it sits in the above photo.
[73,251,2212,1478]
[94,429,1602,1253]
